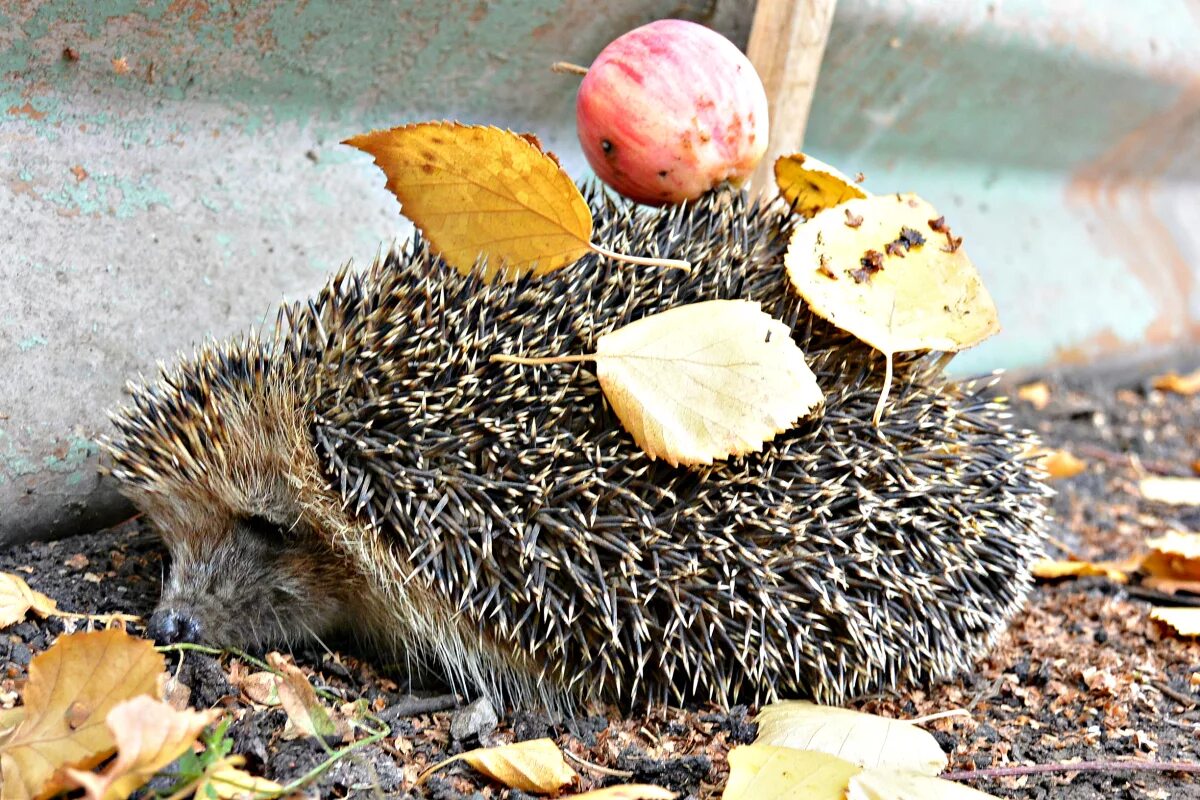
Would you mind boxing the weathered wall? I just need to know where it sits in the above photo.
[2,0,1198,544]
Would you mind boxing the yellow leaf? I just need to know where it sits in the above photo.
[722,744,860,800]
[419,737,577,794]
[847,768,1002,799]
[785,194,998,422]
[1030,448,1086,480]
[1150,607,1200,636]
[1139,477,1200,506]
[754,701,947,775]
[0,629,165,800]
[775,153,868,219]
[193,755,284,799]
[1144,530,1200,582]
[266,652,339,740]
[1016,381,1051,410]
[63,696,220,800]
[1152,368,1200,396]
[596,300,823,466]
[1031,557,1139,583]
[566,786,677,800]
[345,122,593,283]
[0,572,58,629]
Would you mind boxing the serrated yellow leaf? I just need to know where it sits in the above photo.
[847,768,1001,800]
[754,701,947,775]
[0,571,58,629]
[419,737,577,794]
[345,122,593,282]
[785,194,999,356]
[775,153,867,219]
[722,744,860,800]
[64,697,220,800]
[0,629,165,800]
[1150,607,1200,636]
[595,300,823,466]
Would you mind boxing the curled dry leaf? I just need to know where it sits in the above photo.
[0,571,57,629]
[1016,381,1051,410]
[1149,607,1200,636]
[0,628,165,800]
[847,768,1001,799]
[1139,477,1200,506]
[1031,556,1140,583]
[63,696,220,800]
[785,194,998,424]
[774,153,867,219]
[566,786,677,799]
[722,744,860,800]
[754,701,948,775]
[418,737,577,794]
[1030,448,1086,480]
[266,652,339,741]
[1152,368,1200,396]
[1144,530,1200,583]
[495,299,823,467]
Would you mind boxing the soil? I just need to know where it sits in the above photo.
[2,364,1199,799]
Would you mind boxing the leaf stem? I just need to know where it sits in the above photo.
[491,353,595,366]
[551,61,590,76]
[590,241,692,272]
[872,351,894,426]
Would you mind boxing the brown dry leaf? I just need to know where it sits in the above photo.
[1139,477,1200,506]
[0,628,165,800]
[238,671,282,706]
[1150,607,1200,636]
[595,300,823,466]
[63,696,220,800]
[1017,381,1051,410]
[1031,448,1086,480]
[419,737,577,794]
[1143,530,1200,582]
[193,755,284,799]
[754,701,947,775]
[722,744,861,800]
[0,571,57,629]
[566,786,677,799]
[775,153,868,219]
[344,122,593,282]
[1152,368,1200,395]
[847,768,1001,799]
[785,194,998,423]
[266,652,338,740]
[1144,576,1200,595]
[1032,557,1140,583]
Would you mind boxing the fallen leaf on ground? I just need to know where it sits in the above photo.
[237,671,282,706]
[192,755,284,799]
[847,768,1001,799]
[722,744,861,800]
[1152,368,1200,395]
[566,786,676,799]
[1150,607,1200,636]
[266,652,340,741]
[1032,557,1140,583]
[0,571,58,629]
[418,737,577,794]
[775,153,868,219]
[753,701,947,775]
[496,300,823,467]
[1016,381,1051,410]
[1143,530,1200,583]
[0,628,165,800]
[1139,477,1200,506]
[1031,448,1086,479]
[63,696,220,800]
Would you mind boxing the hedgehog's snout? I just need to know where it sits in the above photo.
[147,606,203,645]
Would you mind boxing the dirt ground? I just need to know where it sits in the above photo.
[2,363,1199,799]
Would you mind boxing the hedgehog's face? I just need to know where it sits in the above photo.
[147,514,364,652]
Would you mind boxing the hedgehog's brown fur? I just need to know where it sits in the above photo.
[106,188,1051,709]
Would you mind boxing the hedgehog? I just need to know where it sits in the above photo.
[105,187,1051,710]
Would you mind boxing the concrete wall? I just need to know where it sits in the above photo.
[2,0,1198,544]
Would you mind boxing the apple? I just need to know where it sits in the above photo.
[576,19,769,206]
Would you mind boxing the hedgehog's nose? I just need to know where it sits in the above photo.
[147,607,203,645]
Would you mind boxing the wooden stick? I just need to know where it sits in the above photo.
[745,0,839,195]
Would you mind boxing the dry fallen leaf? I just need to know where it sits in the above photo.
[1139,477,1200,506]
[495,300,823,466]
[0,571,58,629]
[345,123,688,283]
[64,696,220,800]
[566,786,677,799]
[419,737,577,794]
[1143,530,1200,583]
[1031,448,1086,480]
[1032,557,1140,583]
[754,701,948,775]
[1152,368,1200,396]
[1150,607,1200,636]
[237,671,282,706]
[722,744,861,800]
[266,652,339,741]
[847,768,1001,799]
[0,628,165,800]
[1016,381,1051,410]
[192,755,285,799]
[775,153,868,219]
[785,194,998,423]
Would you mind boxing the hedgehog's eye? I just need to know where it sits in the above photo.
[241,515,289,542]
